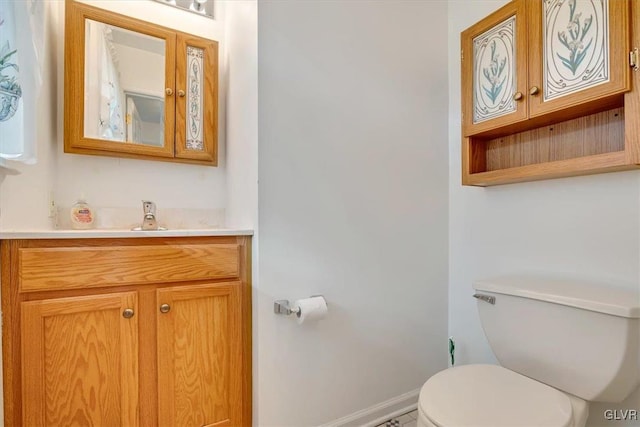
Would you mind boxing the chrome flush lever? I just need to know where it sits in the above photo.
[473,293,495,305]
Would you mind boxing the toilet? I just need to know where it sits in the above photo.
[417,276,640,427]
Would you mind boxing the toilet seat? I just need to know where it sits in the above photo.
[419,364,576,427]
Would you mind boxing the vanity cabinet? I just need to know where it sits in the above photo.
[461,0,640,186]
[64,0,218,165]
[1,236,251,427]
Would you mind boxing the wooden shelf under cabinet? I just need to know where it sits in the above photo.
[462,107,638,186]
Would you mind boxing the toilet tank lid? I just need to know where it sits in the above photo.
[474,276,640,318]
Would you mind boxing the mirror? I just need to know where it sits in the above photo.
[83,20,166,147]
[64,0,219,166]
[124,92,165,146]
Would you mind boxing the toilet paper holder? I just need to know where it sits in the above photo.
[274,295,326,316]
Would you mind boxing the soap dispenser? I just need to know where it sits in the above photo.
[70,196,95,229]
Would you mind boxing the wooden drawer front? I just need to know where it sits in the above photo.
[19,244,240,292]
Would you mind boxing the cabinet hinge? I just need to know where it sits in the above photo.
[461,49,464,62]
[630,48,639,71]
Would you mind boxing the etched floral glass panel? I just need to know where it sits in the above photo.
[473,16,517,124]
[543,0,609,101]
[186,45,204,151]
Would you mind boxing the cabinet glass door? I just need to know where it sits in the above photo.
[462,0,528,136]
[65,2,176,159]
[175,34,218,163]
[529,0,630,117]
[473,16,518,124]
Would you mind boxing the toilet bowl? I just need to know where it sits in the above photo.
[416,365,589,427]
[415,276,640,427]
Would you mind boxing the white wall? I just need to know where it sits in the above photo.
[222,3,259,421]
[115,43,165,98]
[447,1,640,426]
[0,1,58,230]
[224,0,258,230]
[258,1,449,425]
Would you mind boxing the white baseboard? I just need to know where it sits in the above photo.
[319,389,420,427]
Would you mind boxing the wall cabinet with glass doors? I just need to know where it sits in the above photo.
[64,0,218,165]
[461,0,640,186]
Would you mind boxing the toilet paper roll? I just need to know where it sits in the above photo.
[292,296,328,324]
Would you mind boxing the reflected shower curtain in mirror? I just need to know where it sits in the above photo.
[85,22,125,141]
[0,0,44,164]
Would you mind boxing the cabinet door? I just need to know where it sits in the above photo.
[462,0,529,136]
[157,282,242,427]
[175,34,219,164]
[21,292,139,427]
[64,1,177,160]
[528,0,630,117]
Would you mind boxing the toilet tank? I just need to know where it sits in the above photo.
[473,276,640,403]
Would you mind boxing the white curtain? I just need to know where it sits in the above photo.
[85,22,125,141]
[99,26,125,140]
[0,0,44,164]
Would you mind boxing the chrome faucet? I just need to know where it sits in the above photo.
[141,200,158,230]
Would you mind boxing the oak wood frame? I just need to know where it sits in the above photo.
[63,0,218,166]
[64,1,176,159]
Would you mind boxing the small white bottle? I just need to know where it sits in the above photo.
[70,197,95,229]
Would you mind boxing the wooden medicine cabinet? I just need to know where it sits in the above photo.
[461,0,640,186]
[64,0,218,165]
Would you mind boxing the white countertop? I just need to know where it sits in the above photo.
[0,228,254,239]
